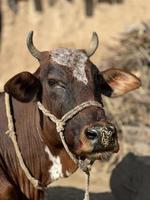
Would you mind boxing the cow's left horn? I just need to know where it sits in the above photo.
[85,32,99,57]
[27,31,41,61]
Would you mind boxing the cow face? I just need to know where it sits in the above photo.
[4,32,141,161]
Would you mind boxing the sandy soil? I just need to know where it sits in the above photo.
[0,0,149,199]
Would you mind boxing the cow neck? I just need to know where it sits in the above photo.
[4,92,102,200]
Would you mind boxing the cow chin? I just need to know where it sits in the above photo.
[73,139,119,161]
[86,151,113,161]
[80,147,119,161]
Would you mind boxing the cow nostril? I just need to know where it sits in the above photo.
[107,125,116,135]
[85,128,98,140]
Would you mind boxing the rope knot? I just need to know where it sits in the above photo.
[6,130,15,137]
[78,159,92,173]
[56,121,65,133]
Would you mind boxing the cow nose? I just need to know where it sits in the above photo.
[85,124,117,146]
[85,125,116,139]
[85,127,99,140]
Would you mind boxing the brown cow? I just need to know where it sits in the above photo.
[0,31,141,200]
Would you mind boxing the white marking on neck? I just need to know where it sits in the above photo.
[45,146,64,181]
[51,48,88,85]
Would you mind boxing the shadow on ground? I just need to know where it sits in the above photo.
[45,187,114,200]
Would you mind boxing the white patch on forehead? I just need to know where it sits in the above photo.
[45,146,64,181]
[50,48,88,85]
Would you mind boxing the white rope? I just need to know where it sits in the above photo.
[83,172,90,200]
[4,92,102,199]
[5,93,40,189]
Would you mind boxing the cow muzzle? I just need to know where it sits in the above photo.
[85,124,118,151]
[77,123,119,159]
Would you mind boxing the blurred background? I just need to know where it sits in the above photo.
[0,1,150,200]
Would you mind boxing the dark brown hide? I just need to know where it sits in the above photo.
[4,72,42,102]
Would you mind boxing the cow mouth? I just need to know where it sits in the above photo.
[86,151,113,161]
[79,140,119,161]
[86,147,119,161]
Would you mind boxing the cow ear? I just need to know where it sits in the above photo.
[101,68,141,98]
[4,72,42,102]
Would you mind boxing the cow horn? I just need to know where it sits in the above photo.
[85,32,99,57]
[27,31,41,60]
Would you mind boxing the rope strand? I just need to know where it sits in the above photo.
[5,93,40,189]
[83,172,90,200]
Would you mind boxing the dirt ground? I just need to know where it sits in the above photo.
[0,0,150,199]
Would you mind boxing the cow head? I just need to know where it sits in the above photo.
[4,31,141,161]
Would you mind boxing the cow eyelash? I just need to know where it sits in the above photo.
[48,79,58,86]
[48,79,66,89]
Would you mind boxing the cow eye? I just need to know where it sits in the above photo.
[48,79,66,89]
[48,79,58,87]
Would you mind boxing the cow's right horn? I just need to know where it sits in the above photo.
[27,31,41,61]
[85,32,99,57]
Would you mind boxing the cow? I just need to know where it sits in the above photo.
[0,31,141,200]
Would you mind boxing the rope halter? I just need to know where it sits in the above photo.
[5,92,103,200]
[37,100,102,166]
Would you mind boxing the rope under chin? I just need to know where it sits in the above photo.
[4,92,102,200]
